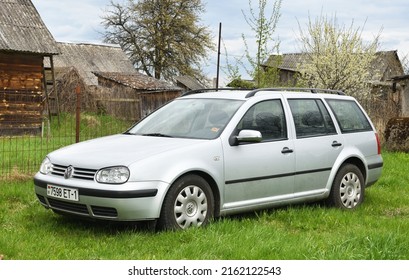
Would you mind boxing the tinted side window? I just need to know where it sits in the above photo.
[326,99,372,133]
[288,99,337,138]
[237,100,287,141]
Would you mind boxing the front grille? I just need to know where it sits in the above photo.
[48,198,89,215]
[51,164,97,181]
[91,206,118,218]
[36,194,47,205]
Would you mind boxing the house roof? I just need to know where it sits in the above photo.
[93,71,182,92]
[264,50,404,81]
[53,42,136,86]
[263,53,307,72]
[0,0,59,55]
[175,76,205,90]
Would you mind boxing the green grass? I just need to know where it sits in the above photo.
[0,151,408,260]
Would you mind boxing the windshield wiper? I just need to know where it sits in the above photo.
[142,133,173,138]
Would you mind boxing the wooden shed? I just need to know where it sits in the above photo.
[391,74,409,116]
[0,0,59,135]
[52,42,182,121]
[93,72,182,120]
[47,42,136,113]
[175,76,206,93]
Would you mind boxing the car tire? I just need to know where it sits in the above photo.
[157,174,214,230]
[328,164,365,209]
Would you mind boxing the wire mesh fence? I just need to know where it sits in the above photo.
[0,88,134,181]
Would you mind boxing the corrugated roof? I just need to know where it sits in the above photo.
[0,0,59,54]
[93,71,181,91]
[53,42,137,86]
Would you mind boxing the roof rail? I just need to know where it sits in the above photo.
[245,88,345,98]
[181,87,253,96]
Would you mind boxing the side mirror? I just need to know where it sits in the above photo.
[230,129,262,145]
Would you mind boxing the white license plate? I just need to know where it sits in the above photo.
[47,185,79,201]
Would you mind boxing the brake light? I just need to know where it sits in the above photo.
[375,133,381,154]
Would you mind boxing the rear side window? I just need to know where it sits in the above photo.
[288,99,336,138]
[326,99,372,133]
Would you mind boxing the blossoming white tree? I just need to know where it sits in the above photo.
[297,14,382,101]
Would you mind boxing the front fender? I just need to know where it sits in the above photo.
[127,138,224,198]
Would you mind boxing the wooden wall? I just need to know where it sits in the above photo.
[139,91,180,117]
[95,77,181,121]
[0,52,44,135]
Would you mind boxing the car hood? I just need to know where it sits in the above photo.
[48,134,208,169]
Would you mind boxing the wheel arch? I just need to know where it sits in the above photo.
[340,156,367,182]
[327,155,368,195]
[167,170,221,218]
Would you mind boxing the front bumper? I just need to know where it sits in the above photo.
[33,173,169,221]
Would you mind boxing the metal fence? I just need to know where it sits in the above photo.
[0,88,134,181]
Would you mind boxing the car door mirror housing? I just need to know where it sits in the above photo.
[233,129,262,145]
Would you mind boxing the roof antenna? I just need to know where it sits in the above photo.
[216,22,222,91]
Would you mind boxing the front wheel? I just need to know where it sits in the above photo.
[327,164,365,209]
[157,174,214,230]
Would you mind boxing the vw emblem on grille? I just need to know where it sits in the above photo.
[64,165,74,179]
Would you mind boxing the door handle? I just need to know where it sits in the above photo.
[281,147,294,154]
[332,141,342,147]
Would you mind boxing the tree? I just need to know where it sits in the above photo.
[224,0,282,87]
[241,0,282,87]
[297,14,381,100]
[101,0,214,82]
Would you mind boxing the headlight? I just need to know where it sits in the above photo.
[40,157,52,175]
[96,166,130,184]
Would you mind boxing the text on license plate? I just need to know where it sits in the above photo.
[47,185,79,201]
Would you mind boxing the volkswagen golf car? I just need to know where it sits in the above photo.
[34,88,383,230]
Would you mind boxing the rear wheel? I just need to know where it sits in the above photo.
[157,174,214,230]
[328,164,365,209]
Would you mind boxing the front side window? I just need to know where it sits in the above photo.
[326,99,372,133]
[237,99,287,141]
[127,98,244,139]
[288,99,336,138]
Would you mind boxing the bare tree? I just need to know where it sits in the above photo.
[101,0,214,82]
[297,14,381,101]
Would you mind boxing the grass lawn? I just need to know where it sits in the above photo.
[0,151,408,260]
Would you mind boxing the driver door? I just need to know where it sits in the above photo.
[223,99,295,208]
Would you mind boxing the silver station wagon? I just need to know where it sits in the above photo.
[34,88,383,230]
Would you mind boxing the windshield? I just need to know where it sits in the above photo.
[127,98,244,139]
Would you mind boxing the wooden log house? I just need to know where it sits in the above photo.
[0,0,59,135]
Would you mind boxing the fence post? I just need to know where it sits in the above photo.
[75,85,81,143]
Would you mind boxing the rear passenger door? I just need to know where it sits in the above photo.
[288,98,343,195]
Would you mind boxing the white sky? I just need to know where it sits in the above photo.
[31,0,409,84]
